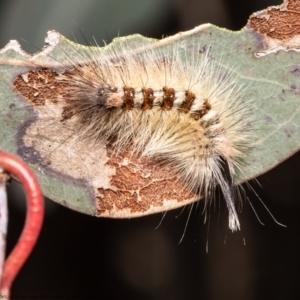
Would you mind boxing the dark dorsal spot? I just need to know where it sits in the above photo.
[97,86,117,106]
[161,86,175,110]
[179,90,195,113]
[141,87,154,110]
[204,100,211,110]
[122,86,135,111]
[201,99,212,117]
[191,99,211,120]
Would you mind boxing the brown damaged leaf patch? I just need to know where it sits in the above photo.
[249,0,300,41]
[14,69,69,106]
[14,68,80,123]
[97,145,197,216]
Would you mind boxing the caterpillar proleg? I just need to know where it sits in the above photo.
[10,32,252,231]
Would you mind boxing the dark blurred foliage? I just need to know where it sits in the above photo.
[1,1,299,300]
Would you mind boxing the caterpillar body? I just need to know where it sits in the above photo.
[11,33,252,231]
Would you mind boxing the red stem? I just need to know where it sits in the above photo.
[0,151,44,298]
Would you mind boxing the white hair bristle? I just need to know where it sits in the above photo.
[13,40,252,231]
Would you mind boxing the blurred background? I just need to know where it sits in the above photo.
[1,0,299,299]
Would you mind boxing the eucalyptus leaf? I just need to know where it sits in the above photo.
[0,20,299,216]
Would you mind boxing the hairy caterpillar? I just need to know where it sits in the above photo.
[6,31,252,231]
